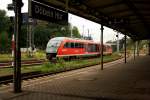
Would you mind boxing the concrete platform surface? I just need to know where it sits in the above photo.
[0,56,150,100]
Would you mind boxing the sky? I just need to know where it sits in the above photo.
[0,0,124,43]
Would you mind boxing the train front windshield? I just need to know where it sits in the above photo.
[47,40,61,48]
[46,40,61,53]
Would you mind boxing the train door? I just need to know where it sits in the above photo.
[84,43,88,53]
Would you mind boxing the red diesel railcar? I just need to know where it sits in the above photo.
[46,37,112,60]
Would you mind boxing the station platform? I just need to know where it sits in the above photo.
[0,55,150,100]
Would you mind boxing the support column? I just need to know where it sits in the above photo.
[137,41,140,56]
[100,25,104,70]
[13,0,23,93]
[117,32,120,53]
[29,19,32,56]
[133,40,136,60]
[124,34,127,63]
[27,16,29,55]
[148,40,150,55]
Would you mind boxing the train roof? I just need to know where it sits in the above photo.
[49,37,111,46]
[50,37,67,41]
[50,37,95,43]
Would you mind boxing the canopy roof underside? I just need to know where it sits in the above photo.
[38,0,150,40]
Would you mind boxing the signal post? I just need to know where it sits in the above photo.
[124,34,127,63]
[13,0,23,93]
[100,25,104,70]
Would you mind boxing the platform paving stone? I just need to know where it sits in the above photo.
[0,56,150,100]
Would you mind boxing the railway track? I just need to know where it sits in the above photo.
[0,54,125,85]
[0,63,99,84]
[0,57,124,85]
[0,59,46,68]
[0,56,103,69]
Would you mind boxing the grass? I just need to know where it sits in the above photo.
[0,50,46,62]
[0,68,13,76]
[32,54,122,73]
[34,50,46,59]
[0,54,12,62]
[0,53,122,77]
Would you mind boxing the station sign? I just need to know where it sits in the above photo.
[29,0,68,24]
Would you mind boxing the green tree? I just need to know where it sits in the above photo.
[0,32,10,53]
[33,22,81,50]
[0,10,11,53]
[0,10,10,33]
[34,25,51,49]
[47,22,71,37]
[72,26,81,38]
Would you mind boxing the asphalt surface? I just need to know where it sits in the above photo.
[0,55,150,100]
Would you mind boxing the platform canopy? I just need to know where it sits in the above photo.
[35,0,150,40]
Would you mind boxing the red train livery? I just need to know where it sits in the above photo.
[46,37,112,60]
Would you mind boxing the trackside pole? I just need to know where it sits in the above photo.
[12,34,15,66]
[124,34,127,63]
[148,40,150,55]
[100,25,104,70]
[133,41,136,60]
[117,32,120,53]
[137,41,140,56]
[13,0,23,93]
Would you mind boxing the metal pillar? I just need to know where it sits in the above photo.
[65,0,69,12]
[65,0,72,38]
[13,0,23,93]
[29,20,32,56]
[82,25,84,38]
[124,34,127,63]
[148,40,150,55]
[137,41,140,56]
[27,0,30,56]
[117,32,120,53]
[69,16,72,38]
[27,16,29,55]
[100,25,104,70]
[133,41,136,60]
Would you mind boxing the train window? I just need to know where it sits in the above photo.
[87,44,91,52]
[80,43,84,48]
[74,43,84,48]
[92,44,96,52]
[96,44,99,52]
[93,44,96,52]
[81,44,84,48]
[84,44,87,49]
[65,42,84,48]
[87,44,98,52]
[64,42,71,48]
[78,43,81,48]
[71,42,74,48]
[75,43,79,48]
[103,45,106,52]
